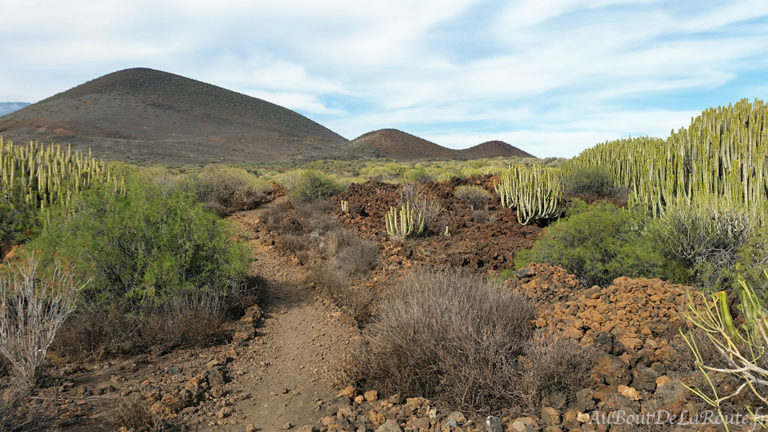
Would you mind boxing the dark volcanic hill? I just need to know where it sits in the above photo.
[350,129,534,160]
[0,68,352,164]
[459,140,534,158]
[350,129,456,159]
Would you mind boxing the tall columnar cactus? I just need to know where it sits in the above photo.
[0,137,124,213]
[385,201,426,239]
[495,164,564,225]
[565,99,768,222]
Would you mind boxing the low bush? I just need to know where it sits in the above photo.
[0,258,81,386]
[649,202,757,289]
[287,170,346,203]
[0,190,41,257]
[27,176,252,356]
[399,183,442,233]
[515,337,597,415]
[515,201,676,286]
[454,185,492,210]
[562,166,616,198]
[309,264,378,324]
[403,168,434,183]
[346,269,535,412]
[311,228,380,323]
[186,164,272,215]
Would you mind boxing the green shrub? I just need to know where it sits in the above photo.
[287,170,346,202]
[186,164,271,215]
[0,193,39,254]
[562,166,616,198]
[649,202,758,289]
[515,201,675,286]
[403,168,434,183]
[454,185,492,210]
[27,176,250,311]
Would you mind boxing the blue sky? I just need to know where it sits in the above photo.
[1,0,767,157]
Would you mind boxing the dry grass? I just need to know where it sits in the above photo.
[515,337,598,415]
[399,183,442,232]
[309,264,378,324]
[0,383,54,432]
[346,269,536,413]
[109,395,175,432]
[54,285,259,359]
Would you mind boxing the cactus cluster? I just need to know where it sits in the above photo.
[385,201,426,239]
[567,99,768,220]
[0,137,124,213]
[495,164,564,225]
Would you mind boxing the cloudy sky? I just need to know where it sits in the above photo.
[1,0,767,157]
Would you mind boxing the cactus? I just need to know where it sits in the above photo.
[681,274,768,430]
[385,201,426,239]
[495,164,564,225]
[0,137,124,214]
[565,99,768,221]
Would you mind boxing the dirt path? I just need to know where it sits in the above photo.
[219,198,357,431]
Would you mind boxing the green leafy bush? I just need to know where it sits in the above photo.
[515,201,675,286]
[0,194,39,255]
[403,168,434,183]
[27,177,250,311]
[562,166,616,198]
[287,170,346,202]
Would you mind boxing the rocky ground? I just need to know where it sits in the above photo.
[333,177,541,272]
[0,179,746,431]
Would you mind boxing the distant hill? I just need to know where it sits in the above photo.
[0,102,30,116]
[459,140,535,159]
[350,129,456,159]
[350,129,534,160]
[0,68,353,164]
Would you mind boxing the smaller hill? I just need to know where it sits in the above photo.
[351,129,535,160]
[459,140,535,159]
[350,129,456,159]
[0,102,29,116]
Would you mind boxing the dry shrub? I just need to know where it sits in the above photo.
[454,185,492,210]
[110,395,175,432]
[333,237,379,276]
[309,264,378,324]
[188,164,271,216]
[260,201,302,235]
[295,200,336,234]
[278,234,308,255]
[515,337,597,415]
[136,293,232,348]
[54,286,258,359]
[310,228,380,323]
[399,183,442,232]
[347,269,535,413]
[0,258,82,386]
[472,209,497,224]
[0,384,54,432]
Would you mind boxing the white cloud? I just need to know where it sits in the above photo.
[0,0,767,155]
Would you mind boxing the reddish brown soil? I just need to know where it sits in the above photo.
[333,176,542,273]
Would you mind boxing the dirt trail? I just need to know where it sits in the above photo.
[220,197,357,431]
